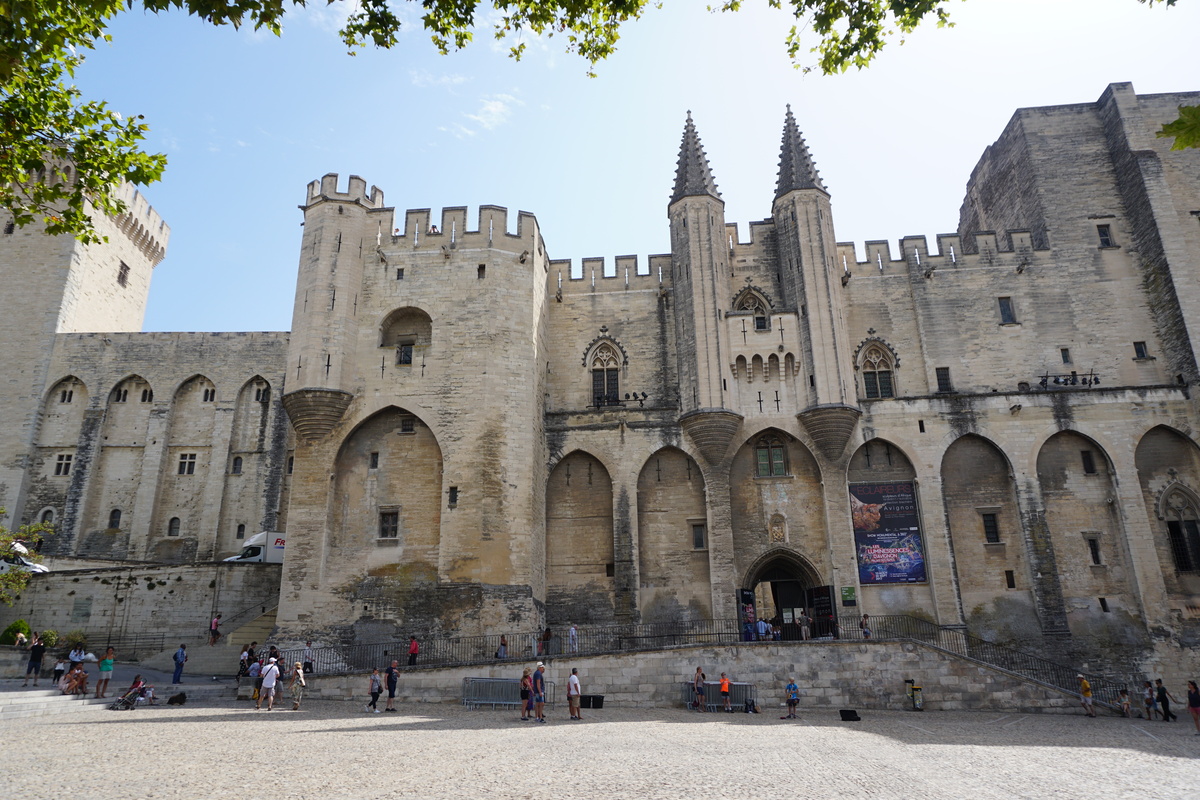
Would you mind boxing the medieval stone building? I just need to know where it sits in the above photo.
[2,82,1198,676]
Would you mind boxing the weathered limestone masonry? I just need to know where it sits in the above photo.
[0,562,280,649]
[295,641,1090,714]
[2,83,1199,687]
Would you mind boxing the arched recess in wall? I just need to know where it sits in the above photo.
[846,438,935,616]
[636,447,710,622]
[379,307,433,366]
[1135,425,1200,598]
[29,377,89,526]
[1036,431,1137,629]
[940,434,1035,634]
[146,374,218,564]
[728,427,826,616]
[332,406,443,575]
[545,450,614,625]
[78,375,151,560]
[212,375,274,558]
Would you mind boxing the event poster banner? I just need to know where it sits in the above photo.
[850,482,927,584]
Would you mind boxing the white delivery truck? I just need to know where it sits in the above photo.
[223,532,285,563]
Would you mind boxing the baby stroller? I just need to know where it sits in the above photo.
[108,686,142,711]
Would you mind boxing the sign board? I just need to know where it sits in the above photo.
[841,586,857,607]
[850,482,927,584]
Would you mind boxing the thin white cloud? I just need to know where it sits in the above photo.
[438,123,478,141]
[410,70,468,89]
[466,93,523,131]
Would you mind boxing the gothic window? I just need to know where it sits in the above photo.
[254,384,270,402]
[40,509,54,525]
[859,346,895,399]
[754,435,788,477]
[108,509,122,530]
[59,388,73,403]
[590,343,621,408]
[167,517,181,537]
[1163,490,1200,573]
[736,292,770,331]
[140,388,153,402]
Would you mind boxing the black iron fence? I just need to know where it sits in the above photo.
[278,614,1127,711]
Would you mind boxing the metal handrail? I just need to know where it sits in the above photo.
[280,615,1127,710]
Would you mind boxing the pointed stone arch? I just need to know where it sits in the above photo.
[636,447,711,622]
[1136,425,1200,590]
[854,337,899,399]
[546,449,615,624]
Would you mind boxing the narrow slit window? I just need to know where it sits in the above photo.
[1098,597,1110,612]
[1004,570,1016,589]
[369,452,379,469]
[108,509,122,529]
[1087,537,1102,565]
[448,486,459,508]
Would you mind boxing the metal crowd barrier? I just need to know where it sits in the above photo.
[680,680,757,712]
[462,677,556,709]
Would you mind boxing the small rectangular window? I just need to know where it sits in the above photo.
[982,513,1000,543]
[396,268,404,280]
[177,453,197,475]
[379,511,399,539]
[448,486,459,508]
[1004,570,1016,589]
[287,456,294,474]
[936,367,953,393]
[397,344,414,365]
[369,452,379,469]
[918,420,925,433]
[692,523,707,550]
[400,417,415,434]
[605,563,615,578]
[1087,537,1102,565]
[478,264,486,280]
[1060,348,1072,364]
[54,454,73,476]
[117,262,130,287]
[1133,341,1149,359]
[236,524,246,540]
[1097,225,1114,248]
[1098,597,1110,612]
[998,297,1016,324]
[1081,451,1097,474]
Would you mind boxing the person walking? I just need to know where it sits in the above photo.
[532,662,547,723]
[257,657,281,710]
[95,646,115,698]
[860,614,872,640]
[171,643,187,684]
[719,672,732,713]
[1077,674,1097,717]
[1186,681,1200,735]
[236,646,250,688]
[567,667,583,720]
[303,641,315,674]
[22,634,46,686]
[408,635,419,666]
[693,667,706,712]
[799,610,811,641]
[755,617,769,641]
[289,661,306,710]
[1142,681,1161,720]
[208,613,222,646]
[781,677,800,719]
[1156,679,1179,722]
[366,667,383,713]
[384,659,400,712]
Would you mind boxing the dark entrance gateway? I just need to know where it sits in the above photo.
[741,550,834,640]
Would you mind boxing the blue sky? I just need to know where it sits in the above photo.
[74,0,1200,333]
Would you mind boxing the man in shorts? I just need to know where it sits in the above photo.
[532,662,547,723]
[1077,674,1096,717]
[782,677,800,719]
[384,660,400,712]
[567,667,582,720]
[23,634,46,686]
[257,657,280,710]
[719,672,732,713]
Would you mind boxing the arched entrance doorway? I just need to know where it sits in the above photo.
[741,549,830,640]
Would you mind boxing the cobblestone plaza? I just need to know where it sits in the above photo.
[8,701,1199,799]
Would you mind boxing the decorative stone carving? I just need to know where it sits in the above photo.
[679,408,743,467]
[282,388,354,441]
[797,403,861,461]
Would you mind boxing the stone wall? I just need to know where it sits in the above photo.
[294,640,1095,715]
[0,563,280,647]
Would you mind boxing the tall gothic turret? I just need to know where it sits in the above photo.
[669,113,743,467]
[771,106,859,461]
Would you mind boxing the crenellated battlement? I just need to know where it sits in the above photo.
[391,205,541,249]
[550,254,672,295]
[723,218,777,249]
[836,229,1049,276]
[113,183,171,266]
[304,173,386,209]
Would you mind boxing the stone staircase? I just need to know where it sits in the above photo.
[141,606,278,677]
[0,688,110,720]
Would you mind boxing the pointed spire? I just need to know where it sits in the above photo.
[775,104,826,198]
[670,111,721,205]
